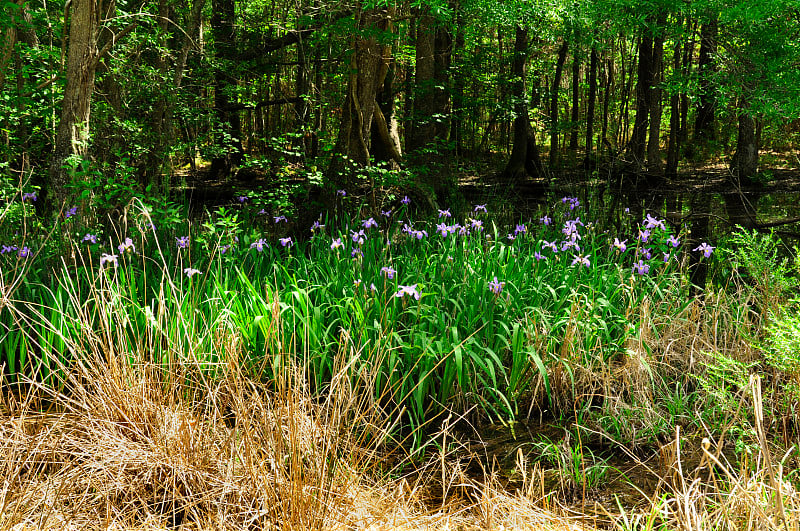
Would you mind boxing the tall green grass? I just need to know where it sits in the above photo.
[0,194,702,445]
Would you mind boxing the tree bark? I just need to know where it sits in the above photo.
[647,17,665,172]
[584,45,598,164]
[731,111,758,182]
[503,25,543,180]
[628,31,653,168]
[569,47,580,151]
[47,0,100,208]
[666,39,681,178]
[694,17,718,141]
[210,0,243,178]
[549,41,568,168]
[328,7,393,182]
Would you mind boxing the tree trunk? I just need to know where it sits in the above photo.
[47,0,100,208]
[549,41,568,168]
[584,45,598,164]
[694,17,718,141]
[450,4,464,154]
[210,0,243,178]
[569,47,580,151]
[328,7,393,182]
[503,25,542,180]
[628,32,653,168]
[666,39,681,178]
[409,11,435,152]
[731,111,758,182]
[647,17,665,172]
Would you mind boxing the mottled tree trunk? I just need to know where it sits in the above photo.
[584,46,598,164]
[328,7,393,181]
[628,32,653,168]
[666,40,681,178]
[503,26,542,180]
[731,111,758,182]
[694,17,718,141]
[549,41,568,168]
[48,0,99,207]
[647,17,665,172]
[210,0,243,178]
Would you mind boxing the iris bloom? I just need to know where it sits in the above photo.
[381,210,392,217]
[694,242,714,258]
[176,236,190,249]
[311,220,325,232]
[534,251,545,261]
[100,253,118,267]
[18,247,30,258]
[331,237,343,250]
[395,284,420,300]
[644,214,666,231]
[117,237,135,254]
[401,196,410,205]
[363,218,378,229]
[633,260,650,275]
[279,237,293,247]
[542,240,558,252]
[612,238,627,253]
[488,277,505,295]
[438,209,451,218]
[474,204,487,213]
[250,239,268,252]
[65,206,78,219]
[380,266,396,279]
[571,254,590,268]
[274,215,287,223]
[471,219,484,231]
[82,234,98,244]
[638,229,651,243]
[540,215,552,226]
[22,192,37,202]
[184,267,201,278]
[337,189,347,197]
[237,196,248,203]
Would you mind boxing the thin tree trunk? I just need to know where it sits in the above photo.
[210,0,243,178]
[47,0,100,207]
[731,110,758,182]
[549,41,568,168]
[647,17,665,172]
[694,17,718,141]
[584,45,598,164]
[569,47,580,150]
[628,31,653,168]
[666,39,681,178]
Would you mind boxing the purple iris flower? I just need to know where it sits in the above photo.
[250,239,268,252]
[612,238,627,253]
[184,267,202,278]
[311,220,325,232]
[380,266,396,279]
[633,260,650,275]
[644,214,666,231]
[117,237,135,254]
[534,251,545,261]
[18,246,31,258]
[1,245,18,254]
[176,236,190,249]
[274,215,287,223]
[540,215,552,226]
[639,247,652,260]
[100,253,118,267]
[401,196,410,205]
[663,252,671,263]
[237,196,248,203]
[474,204,487,213]
[351,229,365,245]
[363,218,378,229]
[331,237,343,250]
[21,192,37,202]
[471,219,484,231]
[351,248,362,258]
[514,223,527,236]
[488,277,505,295]
[82,234,98,244]
[667,235,680,248]
[438,209,451,218]
[543,240,558,252]
[65,206,78,219]
[381,210,392,217]
[337,189,347,197]
[437,223,449,237]
[395,284,420,300]
[694,242,715,258]
[638,229,651,243]
[571,254,590,268]
[220,244,231,254]
[279,237,293,247]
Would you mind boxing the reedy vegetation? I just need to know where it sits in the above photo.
[1,191,800,529]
